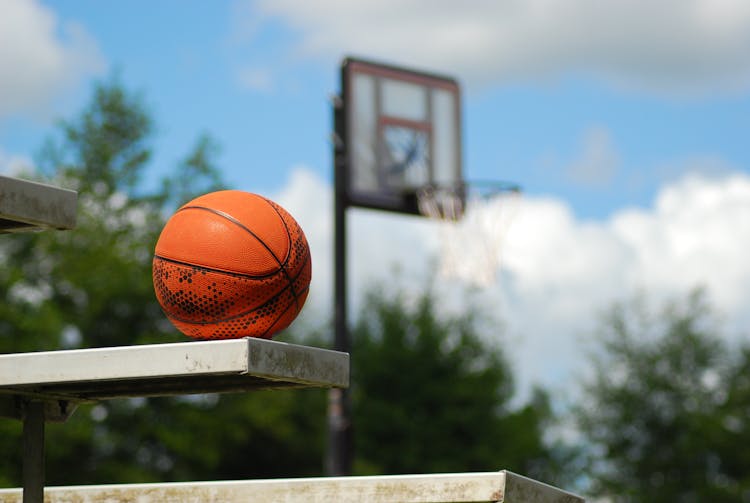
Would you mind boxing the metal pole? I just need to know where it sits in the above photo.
[326,90,353,476]
[22,400,45,503]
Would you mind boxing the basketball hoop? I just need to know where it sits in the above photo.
[416,181,522,286]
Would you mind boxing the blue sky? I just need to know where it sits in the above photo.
[2,1,333,196]
[3,0,750,398]
[4,0,749,218]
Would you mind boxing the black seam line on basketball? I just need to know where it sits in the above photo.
[174,201,301,314]
[258,242,310,337]
[257,197,292,265]
[259,284,307,338]
[162,256,310,326]
[166,285,311,327]
[154,255,279,280]
[189,285,311,340]
[156,240,310,285]
[259,198,298,309]
[157,248,311,326]
[262,198,303,313]
[178,205,290,269]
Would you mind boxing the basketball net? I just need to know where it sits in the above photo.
[418,183,521,287]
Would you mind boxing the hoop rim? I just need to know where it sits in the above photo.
[416,179,522,198]
[413,180,521,221]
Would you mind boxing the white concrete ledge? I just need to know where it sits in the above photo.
[0,471,584,503]
[0,338,349,402]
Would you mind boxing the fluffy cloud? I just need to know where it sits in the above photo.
[0,148,34,176]
[610,173,750,317]
[272,168,435,327]
[236,66,274,93]
[566,126,620,187]
[249,0,750,95]
[501,172,750,394]
[0,0,104,118]
[273,166,750,398]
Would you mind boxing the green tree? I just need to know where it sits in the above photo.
[0,78,327,486]
[0,76,575,490]
[577,290,750,502]
[163,132,226,208]
[351,286,570,484]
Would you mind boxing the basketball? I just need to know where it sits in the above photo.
[152,190,311,340]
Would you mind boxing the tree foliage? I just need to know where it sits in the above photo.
[351,287,569,483]
[577,290,750,501]
[0,79,328,486]
[0,78,569,489]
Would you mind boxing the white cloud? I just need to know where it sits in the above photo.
[566,126,620,187]
[0,0,105,119]
[610,173,750,317]
[247,0,750,95]
[481,170,750,396]
[271,167,434,327]
[271,166,750,400]
[236,66,274,93]
[0,148,34,176]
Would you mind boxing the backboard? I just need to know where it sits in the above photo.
[339,57,463,216]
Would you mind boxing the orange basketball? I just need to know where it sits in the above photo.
[152,190,311,340]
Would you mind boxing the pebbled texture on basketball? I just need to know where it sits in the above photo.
[152,190,311,340]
